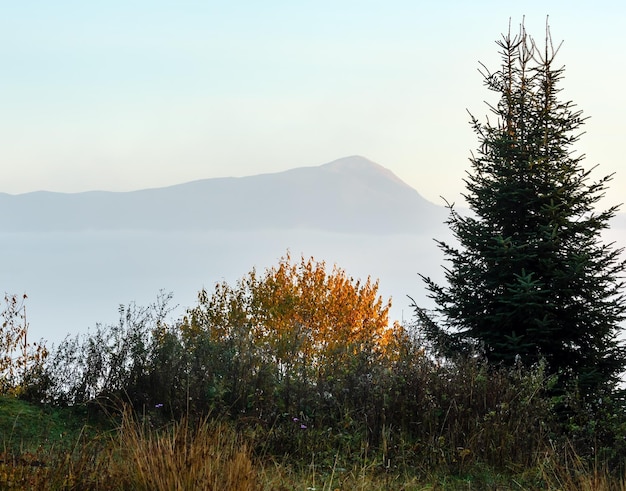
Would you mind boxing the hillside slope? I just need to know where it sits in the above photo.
[0,156,446,234]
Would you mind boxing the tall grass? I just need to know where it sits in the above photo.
[117,411,257,491]
[0,406,259,490]
[1,400,625,490]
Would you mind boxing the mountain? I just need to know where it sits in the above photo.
[0,156,447,234]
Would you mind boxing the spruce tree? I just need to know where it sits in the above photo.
[417,24,626,394]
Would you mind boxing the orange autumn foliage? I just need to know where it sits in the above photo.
[183,254,398,374]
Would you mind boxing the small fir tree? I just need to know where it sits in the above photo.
[416,23,626,394]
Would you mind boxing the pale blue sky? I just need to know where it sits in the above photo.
[1,1,625,207]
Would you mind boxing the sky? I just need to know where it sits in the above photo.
[2,1,625,208]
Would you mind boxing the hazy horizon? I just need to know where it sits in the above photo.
[1,3,625,209]
[7,228,450,347]
[4,153,626,347]
[2,156,452,346]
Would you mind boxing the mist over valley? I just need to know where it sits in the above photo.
[3,156,625,347]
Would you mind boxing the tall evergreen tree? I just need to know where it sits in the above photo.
[416,24,626,394]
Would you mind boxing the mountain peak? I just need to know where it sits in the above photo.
[321,155,379,169]
[320,156,414,191]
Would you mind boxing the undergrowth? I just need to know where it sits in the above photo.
[1,278,625,488]
[0,387,625,490]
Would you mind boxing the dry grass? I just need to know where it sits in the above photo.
[0,410,259,490]
[0,406,625,490]
[531,442,626,491]
[116,411,258,491]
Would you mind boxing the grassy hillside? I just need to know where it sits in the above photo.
[1,394,625,490]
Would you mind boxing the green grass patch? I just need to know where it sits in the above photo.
[0,395,111,454]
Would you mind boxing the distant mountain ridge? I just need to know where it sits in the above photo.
[1,156,446,234]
